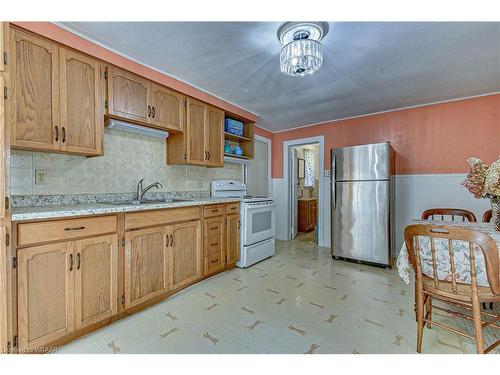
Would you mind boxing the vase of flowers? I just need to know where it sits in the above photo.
[463,157,500,230]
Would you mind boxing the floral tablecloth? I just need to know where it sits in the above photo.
[397,220,500,287]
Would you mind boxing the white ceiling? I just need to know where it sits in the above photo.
[60,22,500,132]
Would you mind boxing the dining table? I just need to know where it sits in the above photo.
[396,220,500,287]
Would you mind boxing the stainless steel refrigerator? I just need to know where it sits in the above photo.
[331,142,393,267]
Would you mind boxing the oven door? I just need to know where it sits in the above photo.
[244,204,276,246]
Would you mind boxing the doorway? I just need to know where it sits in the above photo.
[283,136,325,246]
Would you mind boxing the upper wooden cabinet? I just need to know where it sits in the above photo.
[105,66,185,133]
[106,66,149,123]
[167,98,224,167]
[10,28,103,156]
[149,82,184,132]
[59,48,103,155]
[10,28,59,152]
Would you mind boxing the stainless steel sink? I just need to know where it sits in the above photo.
[100,198,192,205]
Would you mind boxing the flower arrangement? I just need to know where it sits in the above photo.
[463,156,500,231]
[463,157,500,199]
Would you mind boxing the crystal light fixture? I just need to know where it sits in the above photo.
[277,22,328,77]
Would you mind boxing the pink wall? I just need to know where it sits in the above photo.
[271,94,500,178]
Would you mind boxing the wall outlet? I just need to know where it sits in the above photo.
[324,169,331,177]
[35,169,47,185]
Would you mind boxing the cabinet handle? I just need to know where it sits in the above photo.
[211,242,218,246]
[238,220,241,229]
[210,259,218,264]
[210,226,218,230]
[77,252,81,270]
[207,151,210,160]
[170,234,174,247]
[55,126,59,142]
[148,105,151,117]
[211,209,218,213]
[62,127,66,143]
[152,106,155,118]
[69,254,74,272]
[64,226,86,231]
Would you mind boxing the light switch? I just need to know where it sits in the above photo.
[35,169,47,185]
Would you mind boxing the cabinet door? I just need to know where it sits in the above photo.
[0,227,8,352]
[74,234,118,330]
[170,220,202,290]
[310,201,317,229]
[10,28,59,151]
[149,82,184,131]
[124,227,168,310]
[59,48,103,156]
[205,105,224,167]
[17,242,74,352]
[203,215,225,275]
[226,213,240,264]
[185,97,207,166]
[107,66,149,122]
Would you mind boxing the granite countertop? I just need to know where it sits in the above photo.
[12,197,242,222]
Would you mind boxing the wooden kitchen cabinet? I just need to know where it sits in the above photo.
[298,198,317,233]
[203,215,225,275]
[226,213,240,265]
[59,48,103,155]
[149,82,184,132]
[10,28,103,156]
[167,98,224,167]
[74,234,118,330]
[124,226,169,310]
[17,241,75,352]
[170,220,202,290]
[17,233,119,352]
[106,65,149,123]
[10,28,59,152]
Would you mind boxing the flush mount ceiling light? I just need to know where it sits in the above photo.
[277,22,329,77]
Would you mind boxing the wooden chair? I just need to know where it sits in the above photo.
[421,208,477,222]
[404,224,500,353]
[483,210,492,223]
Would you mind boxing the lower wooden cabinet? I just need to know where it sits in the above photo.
[204,215,225,275]
[298,198,317,233]
[124,226,169,310]
[226,213,240,265]
[170,220,202,290]
[17,234,118,352]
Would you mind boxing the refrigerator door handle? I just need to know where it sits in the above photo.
[332,152,336,210]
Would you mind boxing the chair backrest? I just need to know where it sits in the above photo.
[421,208,477,222]
[482,209,492,223]
[404,224,500,296]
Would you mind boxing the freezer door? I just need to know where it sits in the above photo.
[333,142,391,181]
[332,180,390,265]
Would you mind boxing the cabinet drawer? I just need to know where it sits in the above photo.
[18,216,117,247]
[204,216,224,237]
[226,202,240,214]
[206,252,223,272]
[125,206,200,230]
[205,234,222,256]
[203,204,225,218]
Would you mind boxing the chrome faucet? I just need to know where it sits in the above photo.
[135,178,163,201]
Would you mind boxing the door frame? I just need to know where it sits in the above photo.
[283,136,325,245]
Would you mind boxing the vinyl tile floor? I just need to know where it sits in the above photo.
[56,238,469,354]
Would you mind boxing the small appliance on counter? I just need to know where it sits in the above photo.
[211,180,276,268]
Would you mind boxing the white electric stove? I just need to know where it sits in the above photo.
[211,180,276,268]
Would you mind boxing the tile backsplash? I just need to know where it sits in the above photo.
[11,128,243,196]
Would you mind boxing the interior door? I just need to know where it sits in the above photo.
[170,220,202,290]
[74,234,118,330]
[149,82,184,131]
[17,242,74,352]
[124,226,168,310]
[205,105,224,167]
[59,48,102,155]
[290,148,298,239]
[10,28,59,151]
[226,214,240,264]
[107,66,149,123]
[185,98,207,166]
[332,180,390,265]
